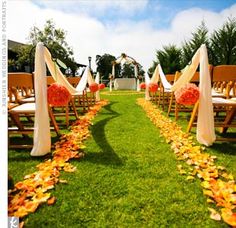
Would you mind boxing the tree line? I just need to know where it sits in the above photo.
[149,18,236,74]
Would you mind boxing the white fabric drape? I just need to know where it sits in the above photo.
[145,73,151,100]
[110,64,115,91]
[31,43,51,156]
[110,79,113,91]
[135,65,140,91]
[45,46,92,95]
[137,79,140,91]
[31,44,97,156]
[171,48,200,92]
[75,67,89,94]
[170,44,215,146]
[150,65,160,83]
[147,45,215,146]
[44,46,78,94]
[134,65,138,78]
[158,64,172,90]
[87,68,94,85]
[197,46,216,145]
[95,72,100,101]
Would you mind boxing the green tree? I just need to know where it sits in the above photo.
[181,21,210,66]
[121,63,134,78]
[96,53,119,79]
[120,63,145,78]
[149,44,182,74]
[210,17,236,65]
[29,19,78,75]
[12,19,78,75]
[9,44,34,72]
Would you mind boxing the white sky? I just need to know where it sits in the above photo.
[7,0,236,71]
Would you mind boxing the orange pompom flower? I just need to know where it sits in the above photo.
[98,83,105,90]
[89,83,99,92]
[47,83,71,106]
[148,83,158,92]
[139,82,146,89]
[174,83,199,105]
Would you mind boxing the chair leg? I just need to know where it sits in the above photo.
[66,104,69,127]
[187,101,199,133]
[175,103,179,121]
[48,106,60,136]
[157,89,161,107]
[9,112,30,138]
[167,93,174,116]
[70,98,79,119]
[220,108,236,133]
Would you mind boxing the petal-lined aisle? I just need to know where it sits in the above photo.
[137,98,236,227]
[8,92,236,227]
[8,100,108,223]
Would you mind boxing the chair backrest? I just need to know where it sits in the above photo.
[8,72,34,103]
[173,71,182,82]
[46,76,55,86]
[191,72,200,83]
[165,74,175,84]
[67,77,80,87]
[212,65,236,82]
[212,65,236,98]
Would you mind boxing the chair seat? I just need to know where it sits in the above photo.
[211,88,225,97]
[212,97,236,106]
[20,97,35,103]
[9,103,35,113]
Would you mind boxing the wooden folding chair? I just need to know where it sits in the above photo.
[8,72,35,104]
[67,77,91,113]
[67,76,80,87]
[167,71,182,117]
[187,66,236,141]
[211,65,236,99]
[157,73,175,110]
[8,99,60,149]
[46,76,80,127]
[174,72,200,120]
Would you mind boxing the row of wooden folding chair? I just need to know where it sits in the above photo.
[187,65,236,141]
[167,65,213,120]
[8,72,35,105]
[211,65,236,99]
[46,76,80,127]
[157,74,175,110]
[8,73,61,148]
[47,76,93,114]
[67,76,80,87]
[151,64,236,141]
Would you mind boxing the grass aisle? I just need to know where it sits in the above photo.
[12,92,228,227]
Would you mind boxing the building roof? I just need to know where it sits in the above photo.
[8,39,27,50]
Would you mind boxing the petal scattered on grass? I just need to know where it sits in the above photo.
[137,98,236,227]
[8,100,108,220]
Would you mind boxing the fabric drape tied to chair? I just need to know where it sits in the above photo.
[31,43,96,156]
[147,44,216,146]
[170,44,215,146]
[173,44,215,146]
[31,43,51,156]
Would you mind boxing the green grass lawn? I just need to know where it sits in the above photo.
[8,90,235,227]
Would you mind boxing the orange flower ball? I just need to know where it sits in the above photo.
[174,83,199,105]
[148,83,158,92]
[89,83,99,92]
[47,83,71,106]
[98,83,105,90]
[139,82,146,89]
